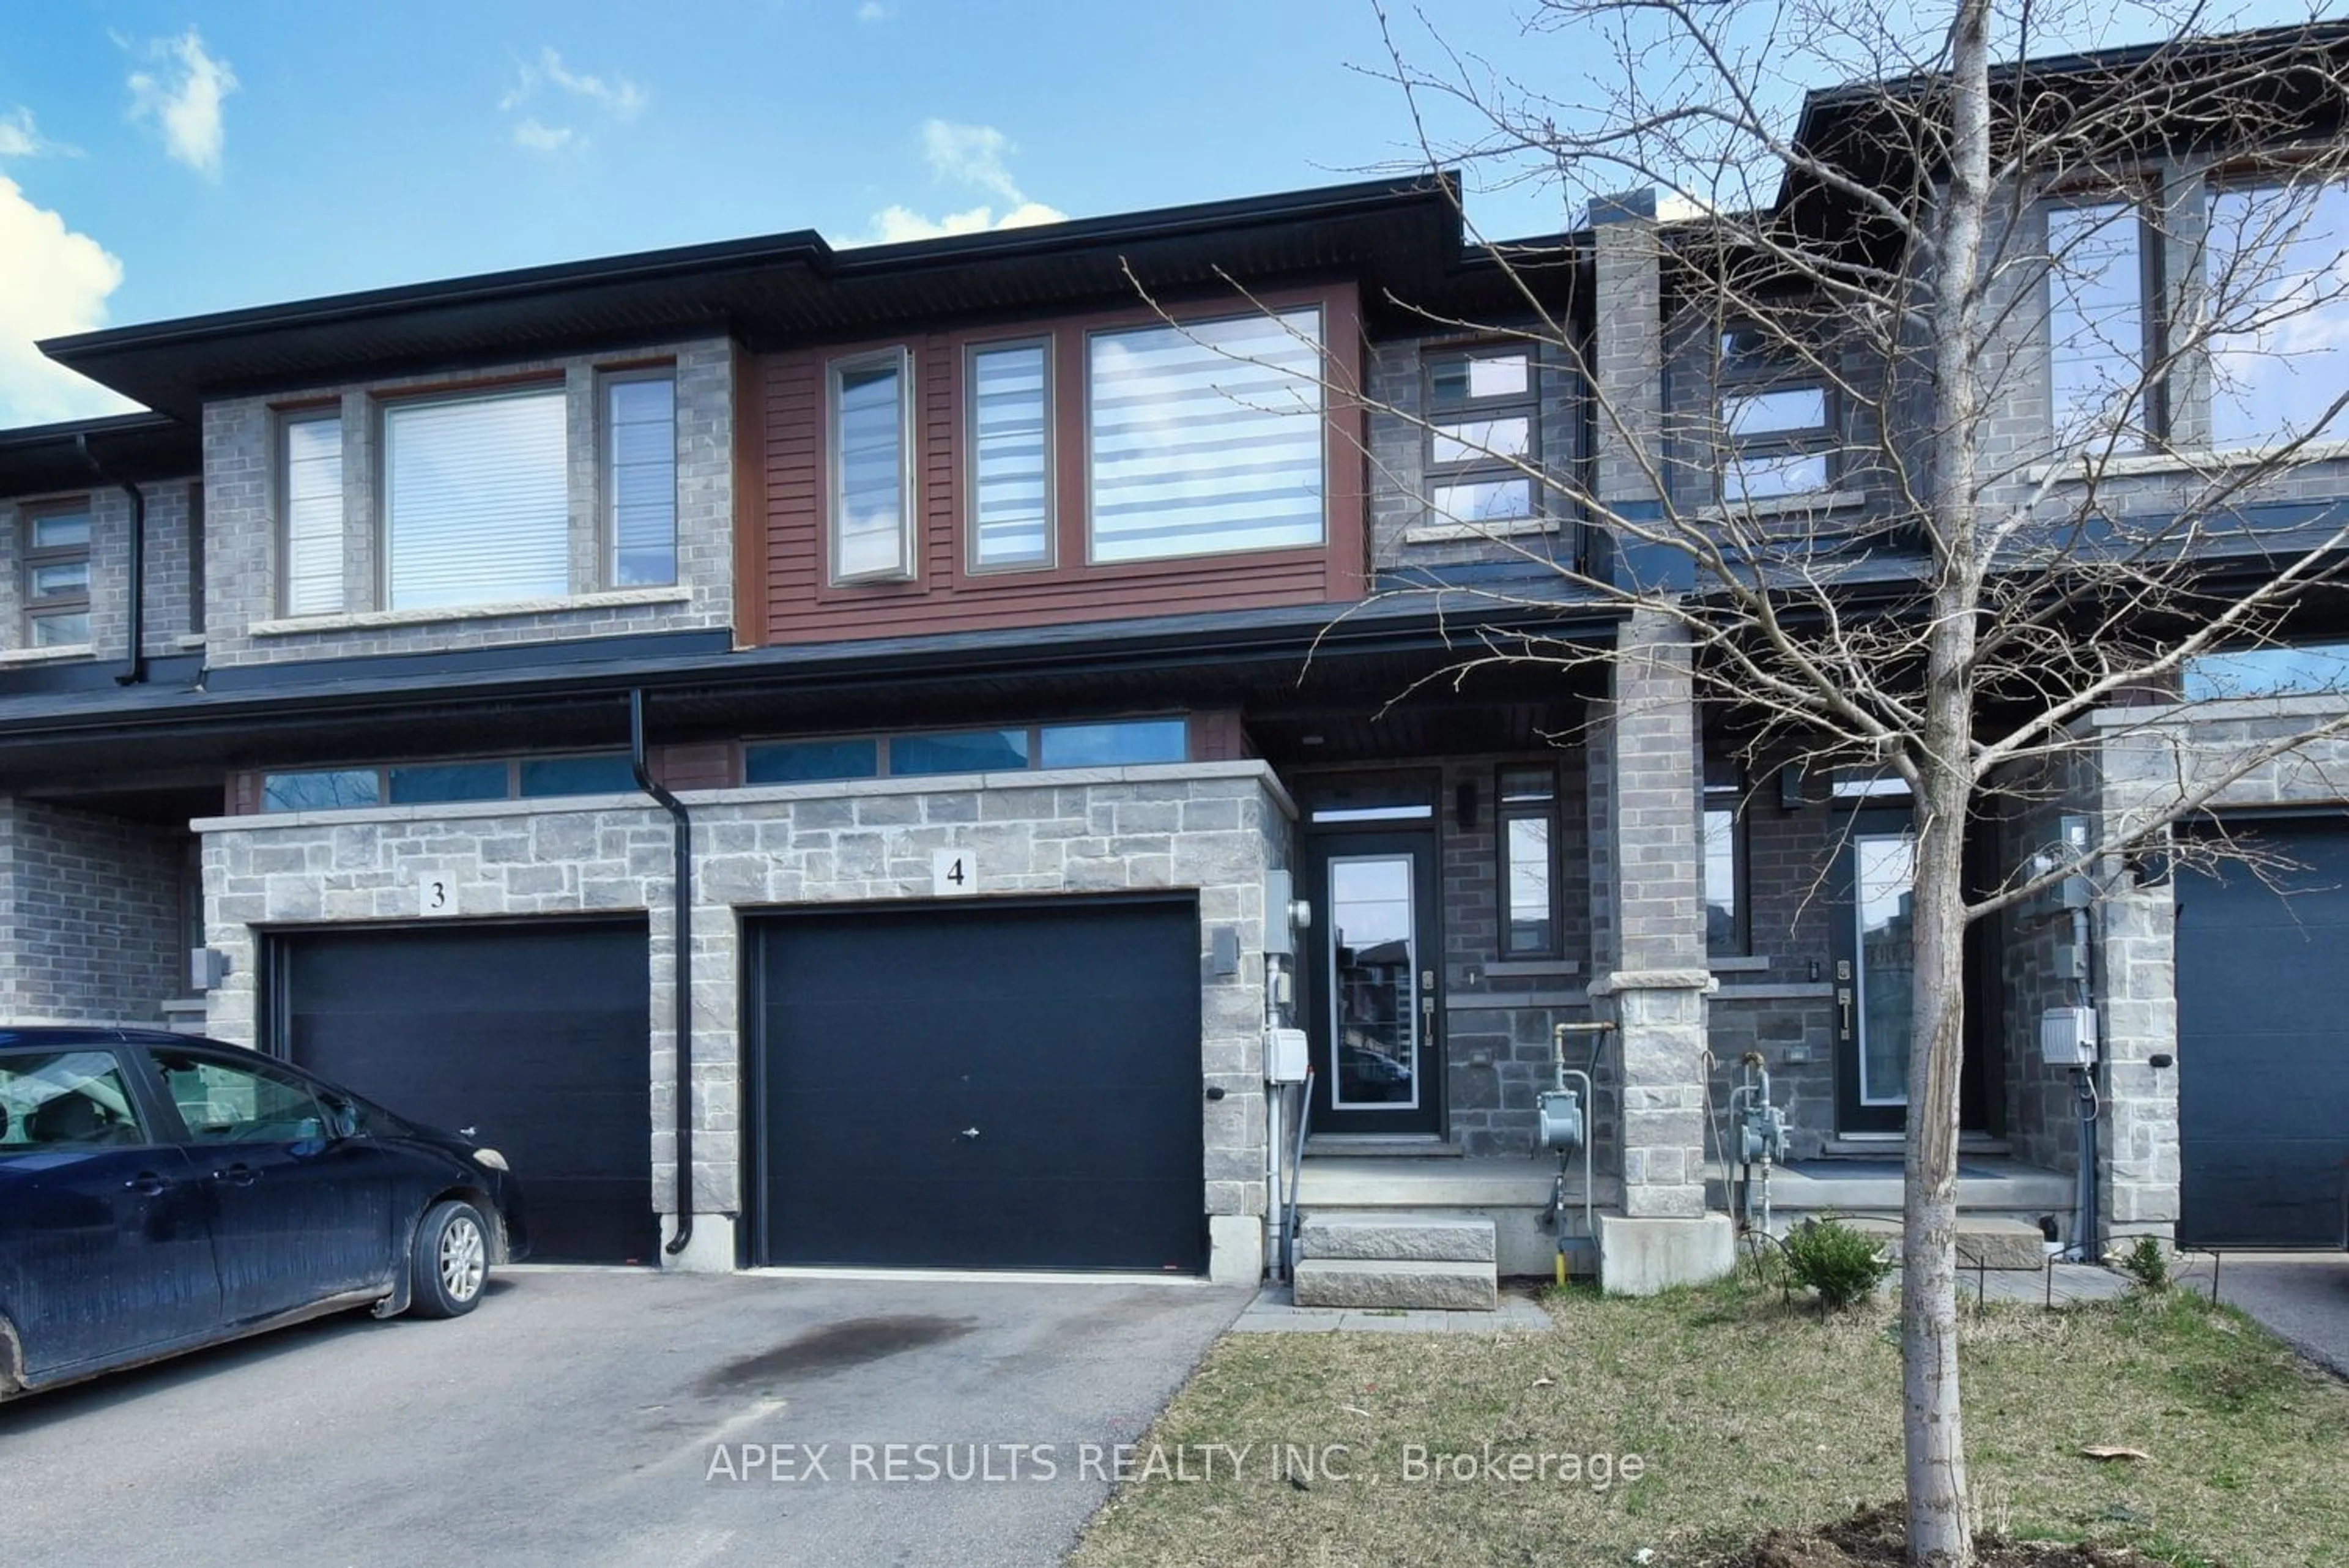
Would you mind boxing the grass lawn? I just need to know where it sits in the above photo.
[1072,1280,2349,1567]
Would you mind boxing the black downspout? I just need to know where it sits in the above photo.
[75,434,146,686]
[629,688,694,1258]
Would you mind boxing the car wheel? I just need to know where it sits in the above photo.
[407,1199,491,1319]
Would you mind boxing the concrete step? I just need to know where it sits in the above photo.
[1291,1258,1499,1312]
[1300,1213,1496,1264]
[1839,1216,2052,1271]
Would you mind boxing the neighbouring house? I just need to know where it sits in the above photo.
[4,24,2347,1302]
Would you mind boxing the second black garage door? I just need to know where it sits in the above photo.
[272,919,656,1264]
[751,895,1206,1273]
[2176,819,2349,1247]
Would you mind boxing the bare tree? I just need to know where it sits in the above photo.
[1274,4,2349,1563]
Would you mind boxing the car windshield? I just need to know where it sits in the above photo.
[0,1052,146,1149]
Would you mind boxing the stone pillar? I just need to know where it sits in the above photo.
[2093,718,2183,1253]
[1589,190,1690,593]
[1590,609,1732,1291]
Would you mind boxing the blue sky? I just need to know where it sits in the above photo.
[0,1,2332,426]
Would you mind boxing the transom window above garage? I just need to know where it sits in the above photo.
[259,752,639,812]
[744,716,1192,784]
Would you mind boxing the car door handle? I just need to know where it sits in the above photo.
[211,1164,259,1187]
[123,1172,173,1197]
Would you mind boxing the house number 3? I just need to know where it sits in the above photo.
[417,874,458,917]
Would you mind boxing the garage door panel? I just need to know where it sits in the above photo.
[755,897,1204,1273]
[278,921,655,1266]
[2178,822,2349,1249]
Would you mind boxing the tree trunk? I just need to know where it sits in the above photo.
[1906,2,1992,1564]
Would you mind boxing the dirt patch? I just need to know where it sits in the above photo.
[1707,1504,2164,1567]
[697,1314,971,1391]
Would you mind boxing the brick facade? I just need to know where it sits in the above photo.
[0,798,188,1025]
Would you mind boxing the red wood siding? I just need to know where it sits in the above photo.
[746,283,1368,647]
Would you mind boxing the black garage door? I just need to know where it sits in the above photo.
[751,896,1205,1273]
[2177,820,2349,1247]
[272,920,656,1264]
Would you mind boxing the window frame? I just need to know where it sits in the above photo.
[278,404,345,618]
[1495,762,1563,959]
[1702,764,1751,956]
[379,379,572,613]
[20,497,93,649]
[826,345,919,586]
[1082,303,1329,567]
[2043,184,2170,450]
[601,363,680,590]
[964,335,1058,574]
[1422,343,1544,536]
[1712,322,1840,505]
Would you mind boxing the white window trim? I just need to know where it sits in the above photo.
[963,336,1056,574]
[248,584,689,639]
[827,346,918,585]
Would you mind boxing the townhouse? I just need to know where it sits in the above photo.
[4,26,2347,1298]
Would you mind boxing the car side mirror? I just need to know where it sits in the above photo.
[326,1102,360,1140]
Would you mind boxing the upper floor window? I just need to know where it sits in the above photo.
[385,385,568,611]
[2205,176,2349,449]
[606,371,678,587]
[21,500,92,648]
[968,340,1053,570]
[829,349,916,583]
[2046,196,2158,448]
[1424,346,1540,529]
[2183,640,2349,701]
[261,751,637,812]
[1715,325,1835,502]
[745,716,1191,785]
[281,410,344,615]
[1087,307,1324,563]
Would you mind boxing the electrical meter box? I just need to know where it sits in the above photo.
[2039,1005,2098,1068]
[1265,1027,1310,1084]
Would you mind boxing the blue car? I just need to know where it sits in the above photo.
[0,1027,528,1401]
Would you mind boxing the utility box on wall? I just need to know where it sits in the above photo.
[2039,1005,2098,1068]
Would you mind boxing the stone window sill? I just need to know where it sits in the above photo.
[2023,439,2349,484]
[1707,954,1772,973]
[249,585,692,638]
[1403,515,1559,545]
[0,643,94,666]
[1479,958,1582,978]
[1696,488,1868,523]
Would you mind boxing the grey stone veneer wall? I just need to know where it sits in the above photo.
[0,798,187,1025]
[198,336,737,668]
[191,762,1291,1280]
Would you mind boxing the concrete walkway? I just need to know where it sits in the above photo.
[2175,1252,2349,1378]
[1233,1282,1556,1334]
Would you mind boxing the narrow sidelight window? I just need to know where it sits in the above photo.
[384,387,568,611]
[1703,767,1748,954]
[281,411,344,615]
[2046,199,2151,447]
[1087,307,1324,562]
[968,340,1053,569]
[606,372,677,587]
[23,501,93,647]
[1497,765,1559,956]
[829,349,915,582]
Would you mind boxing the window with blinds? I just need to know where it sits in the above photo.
[968,341,1052,569]
[829,350,915,582]
[281,412,344,615]
[606,373,677,587]
[1087,307,1324,563]
[384,387,570,611]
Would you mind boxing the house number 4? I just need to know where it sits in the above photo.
[932,850,977,897]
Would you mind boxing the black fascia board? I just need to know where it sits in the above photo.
[36,175,1464,420]
[0,412,200,499]
[0,590,1622,746]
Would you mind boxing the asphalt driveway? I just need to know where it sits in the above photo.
[2194,1252,2349,1378]
[0,1268,1249,1568]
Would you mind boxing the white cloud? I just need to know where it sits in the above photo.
[0,174,136,425]
[500,46,645,152]
[511,117,577,155]
[127,28,237,179]
[0,106,77,159]
[856,2,893,21]
[850,120,1065,246]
